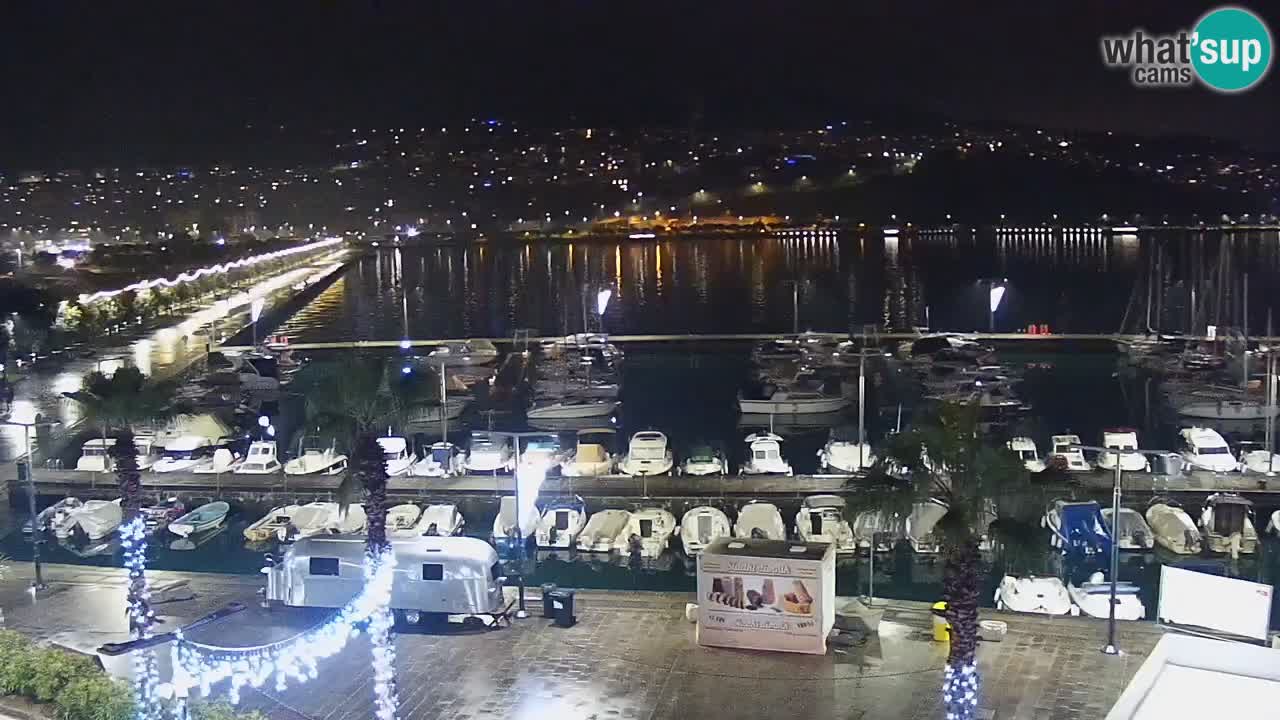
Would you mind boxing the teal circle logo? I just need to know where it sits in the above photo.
[1192,6,1272,92]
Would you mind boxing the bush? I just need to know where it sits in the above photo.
[32,649,100,703]
[53,677,134,720]
[191,702,269,720]
[0,630,38,696]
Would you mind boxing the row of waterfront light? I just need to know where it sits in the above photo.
[77,237,344,306]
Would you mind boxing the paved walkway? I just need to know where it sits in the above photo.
[0,563,1166,720]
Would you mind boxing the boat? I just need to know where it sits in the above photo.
[404,398,470,426]
[526,397,620,420]
[739,433,793,476]
[535,497,588,548]
[169,501,230,538]
[1047,434,1091,472]
[140,497,185,535]
[994,575,1075,615]
[817,427,875,473]
[192,448,243,474]
[560,428,617,477]
[372,437,412,476]
[517,435,563,473]
[1043,500,1112,556]
[1067,572,1146,620]
[385,504,423,538]
[492,495,537,549]
[27,497,82,535]
[74,436,160,472]
[534,377,621,400]
[430,339,499,367]
[1007,437,1046,472]
[795,495,856,553]
[462,431,515,473]
[1096,429,1149,472]
[1178,427,1237,473]
[615,507,677,558]
[1100,507,1155,551]
[416,504,465,537]
[1235,441,1280,474]
[244,504,303,542]
[1267,509,1280,537]
[576,509,632,552]
[733,501,787,540]
[153,413,233,448]
[678,506,732,555]
[233,441,282,474]
[737,387,850,415]
[617,431,674,476]
[152,435,215,473]
[679,444,726,476]
[59,499,123,541]
[1199,493,1258,555]
[1171,390,1279,420]
[410,442,465,477]
[906,500,948,554]
[1145,500,1203,555]
[851,511,899,552]
[278,502,367,541]
[751,339,808,364]
[907,334,994,362]
[283,440,348,476]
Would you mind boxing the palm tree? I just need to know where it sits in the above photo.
[859,401,1046,720]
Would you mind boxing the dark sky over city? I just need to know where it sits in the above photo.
[4,1,1278,166]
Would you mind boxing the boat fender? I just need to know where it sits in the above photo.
[685,603,698,623]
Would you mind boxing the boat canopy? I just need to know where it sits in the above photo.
[1207,496,1251,535]
[1058,502,1113,555]
[1108,508,1151,543]
[687,445,716,462]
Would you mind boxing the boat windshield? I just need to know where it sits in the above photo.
[688,447,714,463]
[1017,449,1035,460]
[1199,445,1231,455]
[163,450,196,460]
[83,448,107,457]
[383,450,402,460]
[432,447,452,463]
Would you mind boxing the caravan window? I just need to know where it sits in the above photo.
[309,558,340,576]
[422,563,444,581]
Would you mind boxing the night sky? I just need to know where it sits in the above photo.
[4,1,1278,167]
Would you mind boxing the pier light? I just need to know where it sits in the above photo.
[401,365,412,375]
[257,415,270,429]
[399,339,411,350]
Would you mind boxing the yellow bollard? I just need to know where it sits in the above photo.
[931,601,951,643]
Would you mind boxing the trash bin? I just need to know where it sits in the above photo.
[540,584,558,618]
[931,601,950,643]
[549,589,576,628]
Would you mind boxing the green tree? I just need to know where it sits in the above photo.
[859,402,1045,720]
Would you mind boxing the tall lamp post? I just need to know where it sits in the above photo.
[1071,442,1152,656]
[4,414,56,591]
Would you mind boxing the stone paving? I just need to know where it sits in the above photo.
[0,563,1163,720]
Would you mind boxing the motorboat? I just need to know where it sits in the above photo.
[385,504,423,538]
[993,576,1075,616]
[1096,429,1149,472]
[576,509,632,552]
[169,501,231,538]
[278,502,366,541]
[140,497,185,535]
[526,397,620,420]
[1179,427,1237,473]
[416,504,465,537]
[733,502,787,540]
[244,504,303,542]
[1007,437,1046,473]
[1171,391,1278,420]
[430,339,499,366]
[27,497,82,535]
[462,431,515,473]
[492,495,537,549]
[1043,500,1112,556]
[678,506,732,555]
[404,398,470,426]
[1199,493,1258,555]
[795,495,856,553]
[153,413,233,449]
[1047,434,1091,472]
[739,433,793,476]
[233,441,282,474]
[851,510,900,552]
[1101,507,1154,551]
[751,339,807,364]
[617,431,674,476]
[737,387,850,415]
[58,499,123,541]
[1067,572,1146,620]
[560,428,617,477]
[679,445,726,476]
[615,507,677,558]
[906,501,948,554]
[907,334,994,362]
[283,440,348,476]
[152,435,215,473]
[535,497,588,548]
[1144,500,1202,554]
[1235,441,1280,474]
[516,435,563,474]
[410,442,465,477]
[818,427,875,473]
[75,436,160,472]
[534,377,621,400]
[192,448,243,474]
[376,437,415,476]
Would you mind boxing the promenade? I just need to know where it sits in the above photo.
[0,563,1165,720]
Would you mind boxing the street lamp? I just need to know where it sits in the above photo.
[1070,441,1152,656]
[4,414,57,591]
[981,279,1007,333]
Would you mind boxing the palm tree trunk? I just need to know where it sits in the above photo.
[111,430,143,519]
[109,430,151,635]
[355,433,390,554]
[941,539,982,719]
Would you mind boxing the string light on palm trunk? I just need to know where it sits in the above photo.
[120,516,164,719]
[942,663,980,720]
